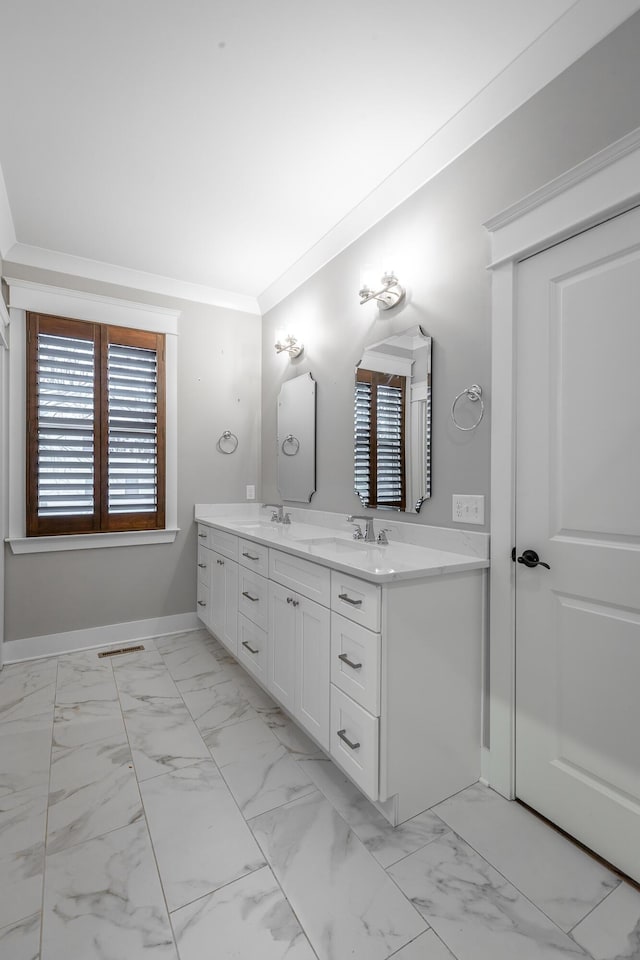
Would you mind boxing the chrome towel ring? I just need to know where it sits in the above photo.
[281,434,300,456]
[451,384,484,431]
[217,430,239,454]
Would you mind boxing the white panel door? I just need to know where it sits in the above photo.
[267,581,296,713]
[515,205,640,881]
[295,596,330,750]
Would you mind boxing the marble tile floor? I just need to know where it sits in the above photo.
[1,627,639,960]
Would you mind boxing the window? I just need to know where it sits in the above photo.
[354,367,406,510]
[26,312,165,536]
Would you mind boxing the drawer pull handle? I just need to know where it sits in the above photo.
[197,600,207,607]
[242,640,259,655]
[198,533,207,539]
[242,552,260,561]
[242,591,259,602]
[338,593,363,607]
[337,729,360,750]
[338,653,363,670]
[217,559,225,565]
[286,596,299,607]
[198,563,207,569]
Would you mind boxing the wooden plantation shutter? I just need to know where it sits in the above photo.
[354,368,406,510]
[26,313,165,536]
[103,326,165,531]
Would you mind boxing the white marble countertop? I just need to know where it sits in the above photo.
[194,505,490,584]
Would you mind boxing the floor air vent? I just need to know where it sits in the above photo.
[98,645,145,658]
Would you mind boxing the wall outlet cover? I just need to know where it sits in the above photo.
[452,494,484,525]
[246,484,256,500]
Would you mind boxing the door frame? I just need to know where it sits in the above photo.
[484,125,640,798]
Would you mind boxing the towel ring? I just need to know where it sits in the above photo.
[451,384,484,431]
[217,430,239,454]
[281,434,300,456]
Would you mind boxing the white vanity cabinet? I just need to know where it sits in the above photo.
[196,517,484,827]
[196,524,238,655]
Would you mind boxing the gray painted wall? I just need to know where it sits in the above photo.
[4,268,261,643]
[261,12,640,530]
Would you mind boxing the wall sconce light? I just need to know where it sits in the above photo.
[358,271,405,310]
[274,333,304,359]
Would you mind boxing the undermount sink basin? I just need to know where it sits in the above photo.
[297,536,370,550]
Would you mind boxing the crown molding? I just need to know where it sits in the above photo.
[3,243,262,315]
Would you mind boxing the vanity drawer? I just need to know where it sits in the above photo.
[209,528,239,561]
[331,613,381,716]
[196,581,210,623]
[197,524,211,548]
[239,538,269,577]
[238,568,269,631]
[330,685,379,801]
[269,549,331,607]
[197,546,210,585]
[237,614,267,685]
[330,571,381,632]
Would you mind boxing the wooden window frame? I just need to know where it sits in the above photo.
[355,367,407,511]
[26,312,166,536]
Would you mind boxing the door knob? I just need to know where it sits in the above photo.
[513,548,550,570]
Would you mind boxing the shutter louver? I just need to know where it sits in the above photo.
[354,369,406,510]
[35,332,95,517]
[376,384,403,505]
[107,342,159,515]
[354,379,372,506]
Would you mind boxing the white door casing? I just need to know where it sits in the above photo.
[514,207,640,880]
[486,125,640,798]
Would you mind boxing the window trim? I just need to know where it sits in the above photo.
[6,281,179,554]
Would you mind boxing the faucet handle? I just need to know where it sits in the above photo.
[377,528,392,545]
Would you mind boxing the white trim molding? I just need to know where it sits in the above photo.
[5,280,180,550]
[485,124,640,798]
[2,612,200,663]
[4,244,261,316]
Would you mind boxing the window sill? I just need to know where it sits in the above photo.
[7,528,180,555]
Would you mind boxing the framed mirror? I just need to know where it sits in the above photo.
[277,372,316,502]
[354,324,431,513]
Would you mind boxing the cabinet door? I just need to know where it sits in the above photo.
[209,551,226,641]
[268,582,296,713]
[295,596,330,750]
[221,558,238,655]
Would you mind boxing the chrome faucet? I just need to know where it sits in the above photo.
[264,503,291,524]
[347,515,376,543]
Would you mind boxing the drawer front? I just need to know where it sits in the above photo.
[269,549,331,606]
[330,613,381,716]
[197,545,210,585]
[330,686,379,801]
[237,614,267,684]
[197,523,211,549]
[238,568,269,631]
[209,528,239,561]
[239,538,269,577]
[330,571,381,631]
[196,581,210,625]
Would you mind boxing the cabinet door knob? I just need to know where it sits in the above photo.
[337,729,360,750]
[217,559,225,565]
[338,653,363,670]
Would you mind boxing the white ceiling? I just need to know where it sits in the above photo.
[1,0,638,313]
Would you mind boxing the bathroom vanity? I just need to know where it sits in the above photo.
[195,506,489,825]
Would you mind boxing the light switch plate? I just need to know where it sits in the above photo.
[452,494,484,525]
[246,484,256,500]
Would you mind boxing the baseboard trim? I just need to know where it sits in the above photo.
[2,612,200,664]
